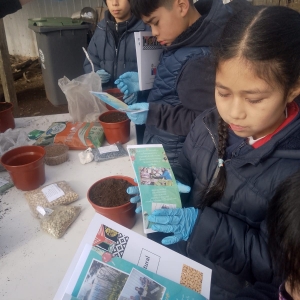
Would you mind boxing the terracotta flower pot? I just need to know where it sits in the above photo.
[0,102,15,133]
[99,111,130,144]
[87,175,137,229]
[0,145,46,191]
[103,88,124,111]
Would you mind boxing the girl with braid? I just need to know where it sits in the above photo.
[145,5,300,300]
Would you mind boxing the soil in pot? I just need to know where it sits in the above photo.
[89,178,132,207]
[100,111,128,123]
[0,103,12,112]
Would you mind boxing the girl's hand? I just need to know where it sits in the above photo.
[148,207,198,245]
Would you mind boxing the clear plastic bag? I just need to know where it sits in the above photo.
[0,129,29,171]
[38,205,81,238]
[58,72,107,122]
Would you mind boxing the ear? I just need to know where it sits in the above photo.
[175,0,190,17]
[286,82,300,103]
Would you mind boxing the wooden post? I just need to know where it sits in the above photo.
[0,18,19,116]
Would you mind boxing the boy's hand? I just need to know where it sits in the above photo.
[148,207,198,245]
[115,72,140,95]
[126,103,149,125]
[127,181,191,214]
[96,69,111,83]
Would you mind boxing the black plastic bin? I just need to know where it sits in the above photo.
[29,17,89,106]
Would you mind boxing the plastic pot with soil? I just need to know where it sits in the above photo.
[103,88,124,111]
[99,111,130,144]
[87,175,137,229]
[0,102,15,133]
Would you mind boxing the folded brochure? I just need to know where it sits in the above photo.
[91,91,148,113]
[65,244,206,300]
[55,214,211,300]
[127,144,182,234]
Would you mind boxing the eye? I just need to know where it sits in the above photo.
[217,91,230,98]
[247,99,263,104]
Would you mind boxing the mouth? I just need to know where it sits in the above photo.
[158,41,167,46]
[112,10,121,14]
[230,123,247,131]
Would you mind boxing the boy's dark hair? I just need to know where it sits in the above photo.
[130,0,194,18]
[267,170,300,293]
[200,6,300,208]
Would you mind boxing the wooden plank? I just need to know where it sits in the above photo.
[0,19,19,115]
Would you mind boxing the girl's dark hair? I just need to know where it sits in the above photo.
[267,170,300,293]
[201,6,300,208]
[130,0,194,18]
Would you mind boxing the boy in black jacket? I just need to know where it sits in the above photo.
[115,0,249,166]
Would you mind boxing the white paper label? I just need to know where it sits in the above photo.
[42,184,65,202]
[98,144,119,154]
[36,206,54,216]
[0,178,9,188]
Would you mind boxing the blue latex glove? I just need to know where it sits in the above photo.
[126,103,149,125]
[96,69,111,84]
[148,207,198,245]
[114,72,140,96]
[127,180,191,214]
[123,92,138,105]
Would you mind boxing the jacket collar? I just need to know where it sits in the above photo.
[202,98,300,168]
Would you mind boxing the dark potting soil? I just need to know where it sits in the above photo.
[0,103,12,112]
[100,112,128,123]
[89,178,132,207]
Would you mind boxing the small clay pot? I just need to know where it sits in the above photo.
[87,175,137,229]
[99,111,130,144]
[0,102,15,133]
[104,88,124,111]
[0,145,46,191]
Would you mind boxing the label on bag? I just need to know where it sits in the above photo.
[36,206,54,216]
[98,144,119,154]
[42,184,65,202]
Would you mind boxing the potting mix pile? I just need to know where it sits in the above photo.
[89,178,132,207]
[100,112,128,123]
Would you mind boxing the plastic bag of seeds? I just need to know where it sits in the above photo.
[92,142,128,162]
[24,181,79,218]
[38,205,81,238]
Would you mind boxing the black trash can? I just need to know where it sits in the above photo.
[29,17,89,106]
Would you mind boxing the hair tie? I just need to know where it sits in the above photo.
[218,158,224,168]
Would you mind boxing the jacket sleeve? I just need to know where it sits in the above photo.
[0,0,22,18]
[146,56,216,136]
[189,207,273,284]
[83,32,102,74]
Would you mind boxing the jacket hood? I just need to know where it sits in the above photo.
[202,97,300,166]
[166,0,232,51]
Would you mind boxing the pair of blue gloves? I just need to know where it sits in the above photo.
[127,181,198,245]
[115,72,149,124]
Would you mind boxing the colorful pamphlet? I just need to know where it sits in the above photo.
[134,31,163,91]
[67,244,206,300]
[91,91,148,113]
[127,144,182,234]
[55,214,211,300]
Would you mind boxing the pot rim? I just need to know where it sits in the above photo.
[87,175,137,210]
[0,102,13,113]
[99,111,130,125]
[1,145,45,168]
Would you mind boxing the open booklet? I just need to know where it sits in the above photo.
[55,214,212,300]
[127,144,182,234]
[64,244,206,300]
[91,91,148,113]
[134,31,163,91]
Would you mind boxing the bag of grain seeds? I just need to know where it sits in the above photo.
[38,205,81,238]
[24,181,79,218]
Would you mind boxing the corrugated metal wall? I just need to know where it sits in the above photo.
[3,0,105,57]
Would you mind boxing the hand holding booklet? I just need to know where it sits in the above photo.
[91,91,148,113]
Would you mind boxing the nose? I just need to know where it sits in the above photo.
[229,97,246,120]
[151,26,159,39]
[111,0,119,6]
